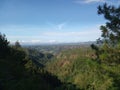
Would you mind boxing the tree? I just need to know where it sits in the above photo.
[91,3,120,64]
[98,3,120,45]
[15,41,21,48]
[0,33,9,58]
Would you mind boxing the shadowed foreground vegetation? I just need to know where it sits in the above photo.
[0,33,80,90]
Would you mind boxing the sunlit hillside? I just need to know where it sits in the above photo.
[46,47,120,90]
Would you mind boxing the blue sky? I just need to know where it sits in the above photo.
[0,0,119,44]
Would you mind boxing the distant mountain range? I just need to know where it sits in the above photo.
[20,41,96,46]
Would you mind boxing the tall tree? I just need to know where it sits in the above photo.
[0,33,9,58]
[15,41,21,48]
[91,3,120,64]
[98,3,120,45]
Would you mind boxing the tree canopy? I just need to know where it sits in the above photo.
[92,3,120,64]
[0,33,9,58]
[98,3,120,45]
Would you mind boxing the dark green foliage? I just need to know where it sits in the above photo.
[0,33,63,90]
[98,4,120,45]
[56,83,80,90]
[14,41,21,48]
[27,48,54,65]
[91,3,120,65]
[87,3,120,90]
[97,3,120,44]
[98,3,120,43]
[0,33,10,58]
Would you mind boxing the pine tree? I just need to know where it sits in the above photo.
[92,3,120,65]
[0,33,9,58]
[98,3,120,45]
[15,41,21,48]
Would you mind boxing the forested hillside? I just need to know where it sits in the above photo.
[0,33,71,90]
[46,47,120,90]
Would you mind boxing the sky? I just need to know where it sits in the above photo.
[0,0,119,44]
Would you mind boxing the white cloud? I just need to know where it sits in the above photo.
[74,0,105,4]
[57,23,66,30]
[46,22,67,30]
[106,0,120,6]
[48,40,57,43]
[31,40,42,43]
[74,0,120,5]
[43,28,101,38]
[7,36,42,39]
[10,39,53,45]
